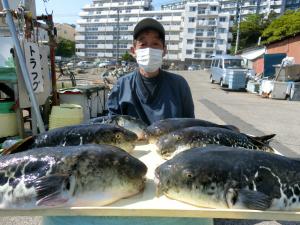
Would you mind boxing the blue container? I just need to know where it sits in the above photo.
[228,74,246,90]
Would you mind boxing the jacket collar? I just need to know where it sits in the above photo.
[135,69,164,104]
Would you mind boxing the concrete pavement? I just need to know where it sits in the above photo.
[181,70,300,158]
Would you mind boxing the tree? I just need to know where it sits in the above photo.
[55,38,75,58]
[121,51,135,62]
[231,14,274,53]
[262,10,300,44]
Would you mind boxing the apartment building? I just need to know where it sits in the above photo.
[162,0,292,16]
[181,2,231,66]
[76,0,183,61]
[283,0,300,10]
[76,0,231,66]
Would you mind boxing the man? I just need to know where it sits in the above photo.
[43,18,212,225]
[107,18,195,125]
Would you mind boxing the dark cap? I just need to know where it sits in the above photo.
[133,18,165,43]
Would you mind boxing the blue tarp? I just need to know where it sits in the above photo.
[263,53,286,77]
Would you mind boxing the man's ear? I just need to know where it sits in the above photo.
[163,45,167,57]
[130,46,136,58]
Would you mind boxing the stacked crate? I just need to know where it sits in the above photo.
[228,73,246,90]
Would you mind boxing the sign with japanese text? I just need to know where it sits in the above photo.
[24,41,44,93]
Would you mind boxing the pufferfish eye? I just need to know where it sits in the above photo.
[115,133,123,139]
[182,169,194,179]
[173,134,182,141]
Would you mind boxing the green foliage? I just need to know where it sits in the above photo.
[121,51,135,62]
[262,10,300,44]
[55,38,75,57]
[231,13,274,53]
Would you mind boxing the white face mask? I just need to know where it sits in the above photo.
[135,48,163,73]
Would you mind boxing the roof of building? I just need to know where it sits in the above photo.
[240,47,266,60]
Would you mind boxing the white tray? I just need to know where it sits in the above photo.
[0,144,300,221]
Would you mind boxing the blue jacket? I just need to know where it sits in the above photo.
[107,69,195,125]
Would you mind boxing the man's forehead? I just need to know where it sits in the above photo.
[135,29,162,41]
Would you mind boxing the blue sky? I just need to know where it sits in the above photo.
[35,0,174,24]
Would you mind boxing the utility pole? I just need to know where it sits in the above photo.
[234,0,243,54]
[116,9,120,65]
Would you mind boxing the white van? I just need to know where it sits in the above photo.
[210,55,247,87]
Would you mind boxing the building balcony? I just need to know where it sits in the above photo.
[166,54,179,60]
[76,52,85,57]
[98,35,114,40]
[168,35,180,41]
[164,25,181,31]
[196,32,216,38]
[198,10,219,16]
[167,45,179,51]
[195,44,215,49]
[216,33,228,39]
[77,19,89,24]
[272,0,282,5]
[76,44,85,49]
[97,44,113,49]
[198,21,217,26]
[99,27,114,32]
[207,32,216,37]
[76,27,85,32]
[97,52,113,58]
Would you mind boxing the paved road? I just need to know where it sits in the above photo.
[182,70,300,158]
[1,70,300,225]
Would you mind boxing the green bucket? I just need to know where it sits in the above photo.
[0,101,15,113]
[0,67,17,83]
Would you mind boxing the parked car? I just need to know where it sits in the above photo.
[77,61,95,69]
[66,62,74,67]
[188,65,201,71]
[98,60,117,68]
[210,55,247,88]
[98,61,111,68]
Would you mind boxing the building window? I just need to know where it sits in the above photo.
[218,28,226,33]
[210,6,217,11]
[219,17,226,22]
[217,39,224,44]
[195,40,203,47]
[187,39,193,44]
[189,6,196,12]
[188,17,195,23]
[86,35,97,40]
[188,28,195,33]
[206,51,213,58]
[186,50,193,55]
[198,7,206,14]
[216,50,223,55]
